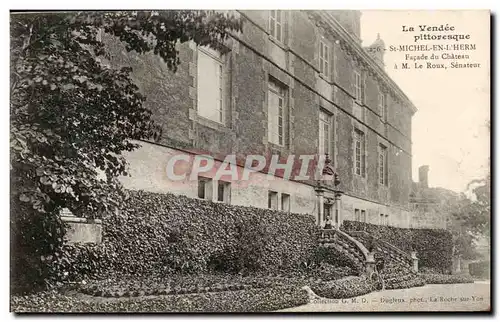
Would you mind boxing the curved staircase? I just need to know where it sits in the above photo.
[317,229,369,275]
[317,227,425,290]
[347,231,425,290]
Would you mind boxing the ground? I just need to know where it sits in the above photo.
[279,281,491,312]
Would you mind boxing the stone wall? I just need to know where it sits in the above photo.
[102,10,415,223]
[61,216,103,244]
[409,208,448,229]
[120,141,415,228]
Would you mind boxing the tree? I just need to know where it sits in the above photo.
[461,174,490,237]
[449,173,490,260]
[10,11,242,291]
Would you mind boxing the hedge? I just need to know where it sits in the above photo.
[419,273,474,284]
[385,274,426,290]
[50,190,319,281]
[78,273,308,297]
[310,276,373,299]
[11,286,309,312]
[341,221,453,273]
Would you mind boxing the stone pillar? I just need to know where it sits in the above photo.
[334,191,343,229]
[411,251,419,273]
[366,252,376,274]
[318,194,324,227]
[315,186,325,227]
[452,256,462,274]
[461,260,470,275]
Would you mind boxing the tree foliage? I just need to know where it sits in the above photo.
[10,10,242,292]
[449,173,490,259]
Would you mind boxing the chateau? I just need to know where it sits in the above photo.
[104,10,417,228]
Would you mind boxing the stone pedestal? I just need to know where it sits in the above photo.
[452,256,462,274]
[366,252,376,274]
[411,251,419,273]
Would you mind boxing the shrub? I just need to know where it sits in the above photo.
[11,286,309,312]
[420,273,474,285]
[233,204,318,273]
[385,275,426,290]
[15,190,319,289]
[419,266,442,274]
[10,201,67,294]
[308,263,354,282]
[469,261,490,279]
[78,273,308,297]
[341,220,453,273]
[45,243,108,283]
[310,245,358,275]
[310,276,373,299]
[97,190,318,277]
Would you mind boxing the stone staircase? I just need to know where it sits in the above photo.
[317,229,369,275]
[347,230,425,290]
[317,228,426,290]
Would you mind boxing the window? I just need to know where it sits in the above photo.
[379,92,386,121]
[269,10,284,42]
[198,177,213,200]
[319,110,332,156]
[354,129,366,177]
[319,38,330,79]
[268,79,287,146]
[217,181,231,204]
[281,193,291,212]
[355,208,366,222]
[379,214,390,225]
[197,47,224,123]
[268,191,278,210]
[354,70,363,102]
[378,144,388,185]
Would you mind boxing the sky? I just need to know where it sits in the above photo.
[360,10,490,193]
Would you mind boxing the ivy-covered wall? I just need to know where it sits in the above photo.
[342,220,453,273]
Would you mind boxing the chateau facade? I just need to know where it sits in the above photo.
[105,10,417,228]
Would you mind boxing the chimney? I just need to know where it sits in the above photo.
[327,10,362,44]
[364,33,385,68]
[418,165,429,189]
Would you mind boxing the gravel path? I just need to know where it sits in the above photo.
[278,281,491,312]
